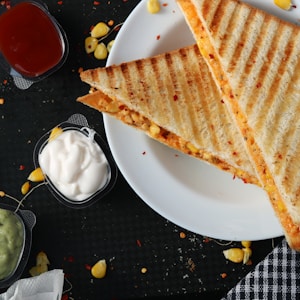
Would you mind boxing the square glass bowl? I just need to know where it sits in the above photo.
[0,203,36,289]
[33,114,118,209]
[0,0,69,89]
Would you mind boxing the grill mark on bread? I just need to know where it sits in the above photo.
[153,53,180,132]
[191,46,222,153]
[135,59,152,118]
[166,47,199,143]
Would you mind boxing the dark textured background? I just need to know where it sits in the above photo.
[0,0,282,299]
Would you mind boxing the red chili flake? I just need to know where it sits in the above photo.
[233,174,236,180]
[114,24,122,32]
[173,94,178,101]
[65,255,74,263]
[228,141,232,145]
[19,164,25,171]
[162,2,168,6]
[156,35,161,40]
[278,153,283,159]
[93,1,100,5]
[220,99,224,103]
[57,0,63,4]
[119,105,125,110]
[61,294,69,300]
[85,264,92,270]
[3,79,7,85]
[220,272,227,279]
[242,178,248,184]
[136,239,142,247]
[203,237,210,243]
[229,94,234,98]
[209,54,214,59]
[232,151,238,156]
[142,151,146,155]
[292,5,297,8]
[256,82,262,88]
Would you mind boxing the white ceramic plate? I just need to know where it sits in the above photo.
[104,0,300,241]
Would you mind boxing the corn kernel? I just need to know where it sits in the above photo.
[36,251,50,266]
[29,251,50,277]
[107,102,120,113]
[21,181,30,195]
[91,22,110,38]
[49,127,63,141]
[223,248,244,263]
[94,43,108,60]
[149,123,160,137]
[91,259,107,279]
[241,240,252,248]
[186,142,199,153]
[28,167,45,182]
[277,200,286,212]
[131,112,140,123]
[29,264,48,277]
[141,267,147,274]
[147,0,161,14]
[264,184,275,193]
[274,0,291,10]
[107,40,115,53]
[85,36,98,54]
[0,191,5,197]
[242,247,252,264]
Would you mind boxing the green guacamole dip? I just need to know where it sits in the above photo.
[0,208,24,280]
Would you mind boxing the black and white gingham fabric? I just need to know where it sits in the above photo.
[223,239,300,300]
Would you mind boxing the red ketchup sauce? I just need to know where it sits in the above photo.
[0,2,64,78]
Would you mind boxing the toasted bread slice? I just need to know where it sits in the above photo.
[177,0,300,249]
[78,44,259,185]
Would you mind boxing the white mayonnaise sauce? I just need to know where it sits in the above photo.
[38,129,109,201]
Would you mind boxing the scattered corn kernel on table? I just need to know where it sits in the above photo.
[0,0,283,299]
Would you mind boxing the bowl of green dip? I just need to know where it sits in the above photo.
[0,204,36,288]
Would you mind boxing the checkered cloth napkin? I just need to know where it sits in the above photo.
[223,238,300,300]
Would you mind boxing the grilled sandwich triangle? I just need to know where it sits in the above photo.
[177,0,300,249]
[78,44,260,186]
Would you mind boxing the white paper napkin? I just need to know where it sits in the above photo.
[0,269,64,300]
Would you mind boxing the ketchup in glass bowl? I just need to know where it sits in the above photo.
[0,0,68,89]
